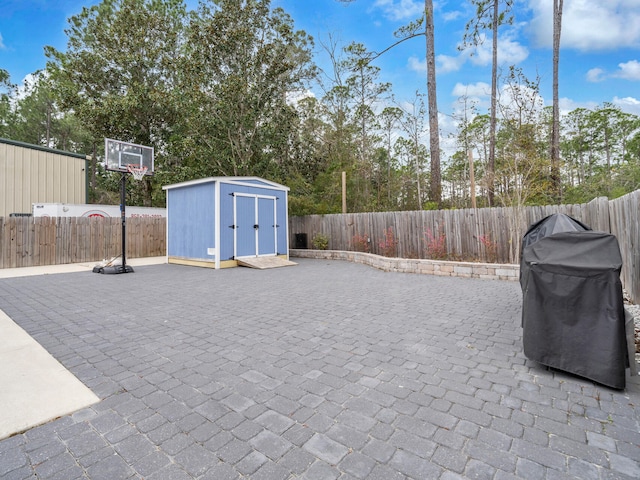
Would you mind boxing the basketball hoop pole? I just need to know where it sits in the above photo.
[120,172,127,269]
[118,171,134,273]
[95,171,134,274]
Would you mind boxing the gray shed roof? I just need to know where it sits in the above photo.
[162,176,289,192]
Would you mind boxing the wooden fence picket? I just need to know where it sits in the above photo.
[0,217,166,268]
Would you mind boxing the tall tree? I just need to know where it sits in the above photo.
[496,67,548,261]
[46,0,188,205]
[394,137,429,210]
[424,0,441,206]
[443,150,472,207]
[378,106,403,207]
[314,34,359,212]
[551,0,564,201]
[584,104,640,195]
[496,68,548,202]
[179,0,315,180]
[460,113,491,203]
[452,94,480,207]
[562,108,640,202]
[462,0,514,206]
[336,0,443,206]
[0,70,94,155]
[8,71,56,147]
[0,69,15,138]
[562,107,590,187]
[398,92,429,209]
[344,42,390,211]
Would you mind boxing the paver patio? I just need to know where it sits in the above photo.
[0,258,639,479]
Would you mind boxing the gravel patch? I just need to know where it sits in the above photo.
[623,290,640,364]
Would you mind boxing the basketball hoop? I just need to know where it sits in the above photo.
[127,164,148,181]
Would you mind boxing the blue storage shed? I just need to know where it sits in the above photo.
[163,176,290,269]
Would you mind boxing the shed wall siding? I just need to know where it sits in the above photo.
[0,142,86,217]
[167,183,215,260]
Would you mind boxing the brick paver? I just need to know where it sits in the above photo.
[0,258,639,479]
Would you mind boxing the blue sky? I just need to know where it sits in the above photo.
[2,0,640,132]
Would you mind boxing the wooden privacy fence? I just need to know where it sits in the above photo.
[290,191,640,303]
[0,216,166,269]
[609,190,640,306]
[289,196,611,264]
[1,192,638,302]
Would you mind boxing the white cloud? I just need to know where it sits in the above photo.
[612,96,640,116]
[586,68,606,83]
[408,53,466,74]
[528,0,640,51]
[438,110,457,132]
[436,31,529,73]
[585,60,640,82]
[442,10,463,22]
[450,83,492,120]
[613,60,640,80]
[469,33,529,67]
[408,56,426,73]
[466,35,492,67]
[498,37,529,65]
[537,94,640,118]
[0,33,5,50]
[411,30,528,76]
[452,82,491,98]
[372,0,424,21]
[558,97,598,115]
[558,96,640,118]
[436,54,466,73]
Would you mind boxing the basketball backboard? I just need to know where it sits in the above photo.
[105,138,154,175]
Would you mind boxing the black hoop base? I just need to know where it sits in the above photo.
[92,265,134,274]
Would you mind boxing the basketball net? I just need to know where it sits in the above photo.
[127,164,148,181]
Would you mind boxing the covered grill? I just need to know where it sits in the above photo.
[520,214,628,389]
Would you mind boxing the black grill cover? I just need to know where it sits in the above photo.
[520,214,627,389]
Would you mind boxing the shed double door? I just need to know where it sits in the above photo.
[234,194,277,258]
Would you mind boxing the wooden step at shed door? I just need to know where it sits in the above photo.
[236,257,297,269]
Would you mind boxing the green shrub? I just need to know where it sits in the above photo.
[312,233,329,250]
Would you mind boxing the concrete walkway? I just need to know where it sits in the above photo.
[0,310,100,440]
[0,258,166,441]
[0,256,166,279]
[0,258,639,479]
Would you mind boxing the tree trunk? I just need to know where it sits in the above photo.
[551,0,563,202]
[91,141,97,202]
[488,0,498,207]
[425,0,441,206]
[469,149,477,209]
[46,102,52,148]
